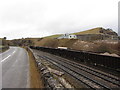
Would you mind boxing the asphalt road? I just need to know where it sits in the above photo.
[0,47,29,88]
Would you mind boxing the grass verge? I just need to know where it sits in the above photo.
[24,47,44,88]
[0,46,9,53]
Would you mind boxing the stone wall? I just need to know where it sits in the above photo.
[76,34,118,41]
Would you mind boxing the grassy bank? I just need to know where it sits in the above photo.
[0,45,9,53]
[34,38,120,56]
[24,47,44,88]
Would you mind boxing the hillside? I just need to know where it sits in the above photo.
[43,34,62,39]
[7,38,42,46]
[0,38,9,52]
[0,38,2,45]
[34,37,120,56]
[37,27,104,39]
[73,27,102,35]
[73,27,118,36]
[32,27,119,56]
[5,27,119,56]
[41,28,103,38]
[40,27,118,39]
[35,38,78,48]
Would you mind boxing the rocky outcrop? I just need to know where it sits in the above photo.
[76,28,118,41]
[99,28,118,36]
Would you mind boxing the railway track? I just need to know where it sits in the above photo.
[30,46,120,72]
[37,54,120,89]
[44,55,120,87]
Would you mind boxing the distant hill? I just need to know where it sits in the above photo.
[73,27,102,35]
[43,34,62,39]
[73,27,118,36]
[42,27,118,39]
[41,28,104,39]
[4,27,119,56]
[6,27,119,47]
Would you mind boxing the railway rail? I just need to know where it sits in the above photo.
[37,54,120,89]
[44,55,120,87]
[30,46,120,71]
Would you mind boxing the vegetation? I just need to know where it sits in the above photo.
[25,47,44,88]
[33,37,119,56]
[0,38,9,53]
[2,27,119,56]
[8,38,35,46]
[73,27,103,35]
[34,38,78,48]
[43,34,62,39]
[0,45,9,53]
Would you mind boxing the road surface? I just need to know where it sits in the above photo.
[0,47,29,88]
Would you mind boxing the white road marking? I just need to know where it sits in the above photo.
[1,50,16,63]
[12,51,16,54]
[1,55,11,62]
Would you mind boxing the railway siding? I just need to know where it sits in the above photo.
[30,46,120,72]
[30,47,120,89]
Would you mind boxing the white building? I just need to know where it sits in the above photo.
[58,33,77,39]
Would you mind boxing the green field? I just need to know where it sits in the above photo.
[0,45,9,53]
[0,45,3,48]
[43,34,62,39]
[73,27,102,35]
[42,27,103,39]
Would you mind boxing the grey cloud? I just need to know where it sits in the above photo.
[0,0,119,39]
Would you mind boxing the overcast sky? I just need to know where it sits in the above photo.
[0,0,119,40]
